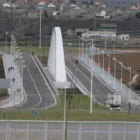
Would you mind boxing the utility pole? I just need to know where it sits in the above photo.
[93,13,96,31]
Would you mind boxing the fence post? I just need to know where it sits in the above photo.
[137,124,139,140]
[78,123,82,140]
[6,121,10,140]
[123,123,126,140]
[95,123,97,140]
[26,122,29,140]
[108,123,112,140]
[44,122,48,140]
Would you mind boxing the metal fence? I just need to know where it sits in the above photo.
[0,120,139,140]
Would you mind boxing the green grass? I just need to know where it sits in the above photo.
[0,45,79,57]
[1,45,140,121]
[0,93,140,121]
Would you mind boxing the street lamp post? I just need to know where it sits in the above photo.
[101,51,104,77]
[81,38,84,60]
[36,1,46,61]
[21,61,26,84]
[90,35,94,114]
[64,87,67,140]
[104,30,107,50]
[96,48,100,74]
[86,41,88,63]
[127,66,131,101]
[39,10,42,49]
[114,37,116,51]
[78,36,84,60]
[107,53,111,83]
[113,56,116,90]
[20,64,26,102]
[119,61,123,95]
[97,48,99,64]
[5,32,8,53]
[39,10,42,61]
[78,37,81,58]
[11,34,14,55]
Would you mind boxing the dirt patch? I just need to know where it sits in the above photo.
[93,51,140,92]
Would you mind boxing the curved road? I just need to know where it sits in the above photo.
[19,54,56,109]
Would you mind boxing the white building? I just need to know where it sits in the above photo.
[117,34,129,40]
[95,10,106,19]
[82,31,116,41]
[2,3,10,8]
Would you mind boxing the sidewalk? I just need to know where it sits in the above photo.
[79,52,140,106]
[1,54,25,108]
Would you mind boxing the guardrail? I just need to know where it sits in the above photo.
[66,66,89,96]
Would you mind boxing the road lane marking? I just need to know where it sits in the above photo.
[66,57,104,105]
[31,56,57,109]
[26,65,42,107]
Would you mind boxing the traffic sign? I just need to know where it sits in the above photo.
[36,2,47,11]
[34,110,39,117]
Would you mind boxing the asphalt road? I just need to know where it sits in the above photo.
[18,54,56,109]
[65,54,129,110]
[66,55,111,105]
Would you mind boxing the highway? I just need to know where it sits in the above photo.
[16,52,130,110]
[65,54,129,110]
[66,55,111,105]
[18,54,56,109]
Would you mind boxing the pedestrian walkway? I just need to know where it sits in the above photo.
[1,54,25,108]
[79,51,140,106]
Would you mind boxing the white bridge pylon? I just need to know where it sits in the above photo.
[48,27,67,84]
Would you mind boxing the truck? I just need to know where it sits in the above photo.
[106,92,122,107]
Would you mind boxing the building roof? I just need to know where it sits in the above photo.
[99,23,117,28]
[2,3,11,8]
[47,3,56,8]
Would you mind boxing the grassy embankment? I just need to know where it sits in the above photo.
[0,91,139,121]
[0,46,140,121]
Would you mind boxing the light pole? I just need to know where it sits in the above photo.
[119,61,123,94]
[113,56,116,90]
[36,1,46,61]
[78,36,84,60]
[5,32,8,53]
[101,51,104,77]
[104,30,107,50]
[39,10,42,61]
[39,10,42,49]
[21,61,26,84]
[86,40,88,63]
[96,48,100,64]
[11,34,17,56]
[90,35,94,114]
[96,48,100,74]
[78,36,81,58]
[107,53,111,83]
[11,34,14,55]
[113,36,116,51]
[127,66,131,101]
[21,64,26,102]
[64,87,67,140]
